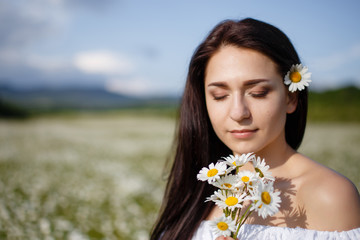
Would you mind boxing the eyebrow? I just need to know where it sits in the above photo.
[243,79,270,86]
[207,81,228,88]
[207,79,270,88]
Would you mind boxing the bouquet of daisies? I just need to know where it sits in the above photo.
[197,153,281,238]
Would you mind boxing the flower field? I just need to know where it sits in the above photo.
[0,112,359,239]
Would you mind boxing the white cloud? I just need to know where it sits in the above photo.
[0,1,134,89]
[0,0,68,50]
[310,43,360,71]
[73,50,134,76]
[105,77,150,96]
[26,54,71,73]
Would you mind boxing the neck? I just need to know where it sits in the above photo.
[255,135,296,171]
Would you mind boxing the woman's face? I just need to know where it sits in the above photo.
[204,45,296,156]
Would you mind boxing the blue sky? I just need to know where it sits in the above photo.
[1,0,359,96]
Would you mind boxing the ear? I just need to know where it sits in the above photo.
[286,91,298,114]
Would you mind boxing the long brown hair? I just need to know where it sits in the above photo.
[150,18,308,240]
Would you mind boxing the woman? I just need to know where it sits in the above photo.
[150,18,360,240]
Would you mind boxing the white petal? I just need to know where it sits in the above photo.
[303,72,312,79]
[289,84,296,92]
[284,79,291,85]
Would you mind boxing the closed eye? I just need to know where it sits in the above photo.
[250,90,269,98]
[213,95,228,101]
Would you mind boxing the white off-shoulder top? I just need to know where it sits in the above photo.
[192,221,360,240]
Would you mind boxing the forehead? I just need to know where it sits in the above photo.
[205,46,280,83]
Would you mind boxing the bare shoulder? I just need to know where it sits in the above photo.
[295,154,360,231]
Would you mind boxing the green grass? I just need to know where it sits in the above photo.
[0,112,359,239]
[308,86,360,122]
[0,113,174,239]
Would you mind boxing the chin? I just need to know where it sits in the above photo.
[231,144,261,155]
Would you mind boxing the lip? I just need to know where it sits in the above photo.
[230,129,258,139]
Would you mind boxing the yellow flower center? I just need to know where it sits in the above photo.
[241,176,250,183]
[217,221,229,231]
[225,196,238,206]
[207,168,218,177]
[261,191,271,205]
[223,183,232,188]
[290,71,302,83]
[232,161,237,166]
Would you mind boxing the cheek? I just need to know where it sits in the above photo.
[257,97,287,129]
[206,100,227,135]
[207,103,223,126]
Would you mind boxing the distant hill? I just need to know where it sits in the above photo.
[308,86,360,122]
[0,85,359,122]
[0,85,179,111]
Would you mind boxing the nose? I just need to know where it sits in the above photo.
[229,95,251,122]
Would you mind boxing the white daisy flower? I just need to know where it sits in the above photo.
[205,188,225,203]
[205,191,218,203]
[213,189,246,210]
[223,153,254,169]
[197,162,227,183]
[212,174,238,191]
[236,170,259,189]
[209,215,236,237]
[251,156,274,182]
[284,63,312,92]
[250,181,281,219]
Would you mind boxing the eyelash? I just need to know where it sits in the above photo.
[250,90,269,98]
[213,95,228,101]
[212,90,269,101]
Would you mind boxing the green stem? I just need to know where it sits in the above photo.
[238,205,250,224]
[224,207,230,217]
[241,210,253,227]
[233,205,253,238]
[231,208,237,220]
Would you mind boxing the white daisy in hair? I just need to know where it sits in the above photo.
[284,63,312,92]
[251,156,274,182]
[250,181,281,219]
[222,152,254,169]
[212,174,238,191]
[213,189,247,210]
[197,162,227,183]
[209,215,237,237]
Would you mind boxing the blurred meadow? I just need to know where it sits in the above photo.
[0,111,175,239]
[1,96,360,239]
